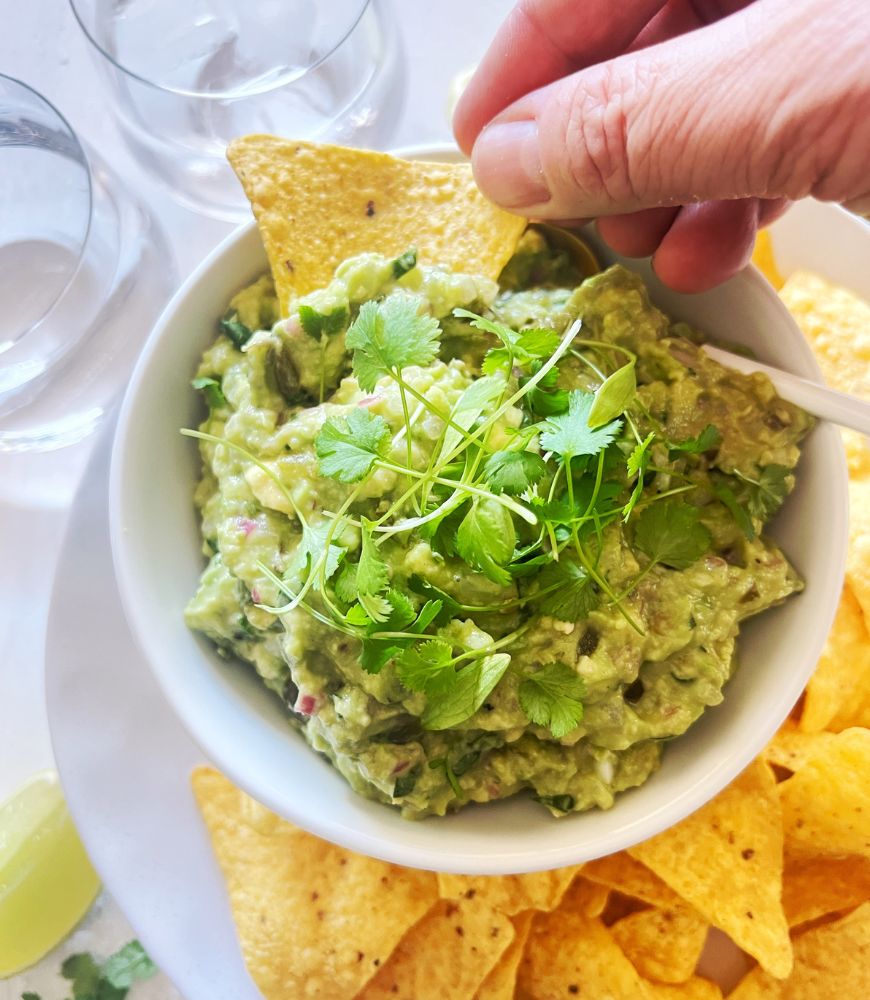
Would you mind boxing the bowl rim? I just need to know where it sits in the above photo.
[108,146,848,873]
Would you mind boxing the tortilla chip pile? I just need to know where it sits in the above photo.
[194,145,870,996]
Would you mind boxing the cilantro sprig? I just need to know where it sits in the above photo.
[25,940,158,1000]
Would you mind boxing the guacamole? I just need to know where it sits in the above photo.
[185,232,811,819]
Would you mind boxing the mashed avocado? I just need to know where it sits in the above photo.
[185,232,811,819]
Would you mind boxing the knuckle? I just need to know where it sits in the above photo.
[556,63,646,209]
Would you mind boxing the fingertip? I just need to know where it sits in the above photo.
[596,208,679,258]
[651,199,760,294]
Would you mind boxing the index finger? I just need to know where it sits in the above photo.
[453,0,667,153]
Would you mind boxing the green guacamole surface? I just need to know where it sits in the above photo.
[185,233,811,819]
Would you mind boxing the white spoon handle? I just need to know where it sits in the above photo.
[702,344,870,438]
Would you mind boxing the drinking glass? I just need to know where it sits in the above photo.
[69,0,404,221]
[0,74,174,455]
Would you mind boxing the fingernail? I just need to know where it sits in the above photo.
[472,120,550,210]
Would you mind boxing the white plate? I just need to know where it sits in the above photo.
[45,201,869,994]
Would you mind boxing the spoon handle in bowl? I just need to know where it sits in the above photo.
[702,344,870,438]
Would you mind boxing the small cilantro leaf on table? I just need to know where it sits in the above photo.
[56,941,157,1000]
[633,501,711,570]
[346,295,441,391]
[102,941,158,990]
[455,498,516,587]
[483,449,548,495]
[422,653,511,730]
[519,661,586,739]
[539,390,622,459]
[315,408,391,482]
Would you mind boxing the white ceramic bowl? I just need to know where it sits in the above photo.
[109,147,848,874]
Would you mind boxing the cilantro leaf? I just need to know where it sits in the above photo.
[284,521,345,590]
[102,941,157,990]
[525,385,570,416]
[360,596,442,674]
[738,464,791,521]
[539,390,622,459]
[634,501,711,569]
[61,953,107,1000]
[519,662,586,738]
[481,347,511,376]
[391,248,417,279]
[219,310,253,348]
[346,295,441,391]
[438,374,504,459]
[515,328,562,357]
[334,561,359,602]
[483,450,548,495]
[535,559,598,621]
[408,575,461,623]
[191,375,227,411]
[358,592,393,623]
[422,653,511,730]
[455,498,516,586]
[588,360,636,428]
[21,993,41,1000]
[358,520,389,595]
[671,424,722,454]
[298,304,348,338]
[623,432,655,520]
[315,408,390,482]
[712,480,756,541]
[397,639,455,694]
[383,588,415,629]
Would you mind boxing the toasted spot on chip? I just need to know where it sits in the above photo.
[799,586,870,732]
[518,910,657,999]
[227,136,527,314]
[764,720,840,774]
[629,760,792,979]
[611,905,710,985]
[473,911,533,1000]
[191,768,437,1000]
[782,855,870,927]
[780,728,870,860]
[357,898,513,1000]
[729,902,870,999]
[436,867,581,916]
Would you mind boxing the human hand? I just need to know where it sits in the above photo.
[454,0,869,291]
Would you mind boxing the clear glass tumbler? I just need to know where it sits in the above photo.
[69,0,404,221]
[0,74,175,456]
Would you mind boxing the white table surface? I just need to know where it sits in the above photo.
[0,1,512,995]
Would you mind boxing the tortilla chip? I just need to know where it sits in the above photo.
[629,760,792,979]
[779,270,870,398]
[645,977,723,1000]
[473,911,534,1000]
[799,586,870,731]
[763,720,840,774]
[782,855,870,927]
[436,867,580,916]
[227,136,527,314]
[847,471,870,629]
[358,898,513,1000]
[779,728,870,859]
[517,910,656,999]
[752,230,784,290]
[580,851,685,909]
[191,768,438,1000]
[729,902,870,999]
[557,874,610,918]
[611,906,709,984]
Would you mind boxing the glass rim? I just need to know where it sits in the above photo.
[67,0,373,100]
[0,73,94,346]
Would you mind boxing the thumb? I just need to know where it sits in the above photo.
[470,0,870,219]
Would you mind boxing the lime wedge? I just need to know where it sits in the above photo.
[0,770,100,976]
